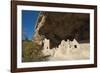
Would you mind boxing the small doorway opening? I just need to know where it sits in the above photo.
[74,45,77,48]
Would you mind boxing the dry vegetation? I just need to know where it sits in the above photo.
[22,40,49,62]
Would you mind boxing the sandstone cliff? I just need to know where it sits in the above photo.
[33,12,90,48]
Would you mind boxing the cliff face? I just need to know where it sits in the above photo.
[33,12,90,48]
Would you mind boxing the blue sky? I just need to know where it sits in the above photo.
[22,10,40,40]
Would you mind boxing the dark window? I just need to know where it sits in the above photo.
[74,45,77,48]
